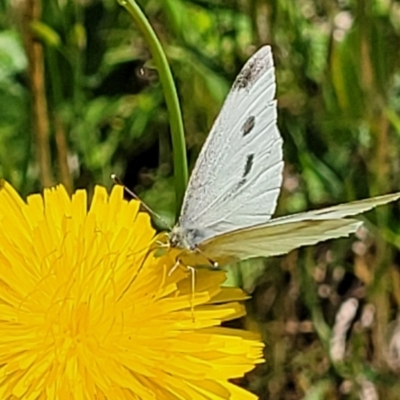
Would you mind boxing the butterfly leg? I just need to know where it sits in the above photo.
[187,265,196,322]
[168,258,183,276]
[167,258,197,322]
[154,233,170,250]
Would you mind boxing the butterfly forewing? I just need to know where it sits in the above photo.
[177,46,283,246]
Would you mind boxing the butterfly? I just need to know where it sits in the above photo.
[166,46,400,267]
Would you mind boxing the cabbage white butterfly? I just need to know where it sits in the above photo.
[169,46,400,266]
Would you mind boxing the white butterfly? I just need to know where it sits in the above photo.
[168,46,400,266]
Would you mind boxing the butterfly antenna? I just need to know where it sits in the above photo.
[111,174,172,230]
[194,247,219,268]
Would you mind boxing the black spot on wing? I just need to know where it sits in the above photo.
[241,116,255,136]
[243,153,254,178]
[238,153,255,188]
[233,66,254,90]
[232,49,271,91]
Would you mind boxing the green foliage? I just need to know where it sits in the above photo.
[2,0,400,398]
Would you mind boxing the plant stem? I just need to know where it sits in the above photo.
[118,0,188,217]
[54,116,73,194]
[21,0,53,188]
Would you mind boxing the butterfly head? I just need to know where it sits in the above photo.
[169,225,221,268]
[169,225,197,251]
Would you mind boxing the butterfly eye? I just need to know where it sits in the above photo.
[169,236,178,248]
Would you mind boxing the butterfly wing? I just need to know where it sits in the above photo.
[199,193,400,262]
[178,46,283,245]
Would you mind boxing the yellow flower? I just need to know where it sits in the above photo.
[0,181,263,399]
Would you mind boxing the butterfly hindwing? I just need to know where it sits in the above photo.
[200,193,400,262]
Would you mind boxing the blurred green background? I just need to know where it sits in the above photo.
[2,0,400,398]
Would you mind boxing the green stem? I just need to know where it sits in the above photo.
[118,0,188,217]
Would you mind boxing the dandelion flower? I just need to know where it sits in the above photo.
[0,181,264,399]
